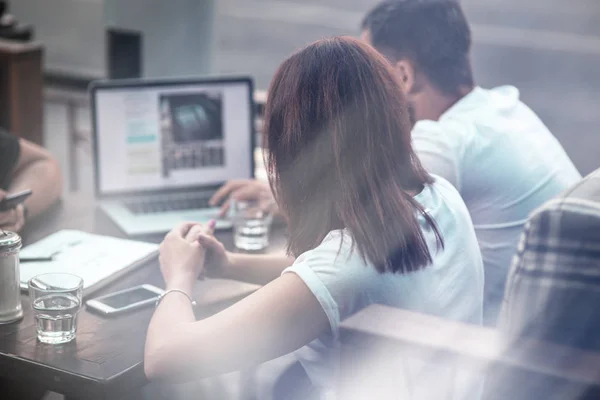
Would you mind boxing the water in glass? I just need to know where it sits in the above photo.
[28,273,83,344]
[234,217,270,251]
[232,200,273,251]
[32,293,80,344]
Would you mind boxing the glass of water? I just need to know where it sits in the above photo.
[28,273,83,344]
[231,199,274,251]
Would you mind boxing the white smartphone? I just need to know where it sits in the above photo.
[86,284,164,316]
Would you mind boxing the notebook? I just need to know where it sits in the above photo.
[19,230,159,295]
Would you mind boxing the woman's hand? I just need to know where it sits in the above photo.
[197,232,234,278]
[159,221,215,293]
[0,190,25,232]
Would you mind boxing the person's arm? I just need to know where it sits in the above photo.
[221,253,295,285]
[145,274,328,381]
[209,179,279,217]
[199,233,295,285]
[145,224,328,381]
[9,139,62,219]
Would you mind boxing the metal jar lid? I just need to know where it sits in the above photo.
[0,231,22,253]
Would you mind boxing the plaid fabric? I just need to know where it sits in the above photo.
[500,196,600,342]
[490,170,600,399]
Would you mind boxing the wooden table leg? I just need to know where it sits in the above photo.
[0,377,47,400]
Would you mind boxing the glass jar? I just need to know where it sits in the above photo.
[0,230,23,324]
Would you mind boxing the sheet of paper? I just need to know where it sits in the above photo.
[20,230,158,290]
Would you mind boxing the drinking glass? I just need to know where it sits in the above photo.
[28,273,83,344]
[231,199,273,251]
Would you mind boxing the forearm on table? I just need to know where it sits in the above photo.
[145,277,197,379]
[222,253,295,285]
[145,273,328,382]
[9,160,62,218]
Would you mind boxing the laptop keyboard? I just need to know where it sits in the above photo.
[124,194,212,215]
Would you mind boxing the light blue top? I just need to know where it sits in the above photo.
[283,176,484,399]
[412,86,581,325]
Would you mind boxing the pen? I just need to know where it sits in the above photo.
[19,240,83,263]
[20,257,54,263]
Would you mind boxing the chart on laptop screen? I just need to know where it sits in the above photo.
[93,79,253,195]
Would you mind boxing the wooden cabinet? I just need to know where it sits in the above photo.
[0,39,44,144]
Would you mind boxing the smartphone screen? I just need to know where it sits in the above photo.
[0,189,32,211]
[100,287,160,309]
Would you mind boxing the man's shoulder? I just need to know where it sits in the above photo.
[0,127,18,141]
[413,116,473,139]
[530,168,600,217]
[0,128,20,153]
[431,85,523,136]
[0,128,21,189]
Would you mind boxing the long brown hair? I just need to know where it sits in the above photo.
[264,37,443,273]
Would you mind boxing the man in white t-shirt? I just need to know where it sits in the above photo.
[361,0,581,325]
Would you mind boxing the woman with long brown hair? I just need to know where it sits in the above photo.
[144,37,483,398]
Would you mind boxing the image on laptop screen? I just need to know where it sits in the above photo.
[93,79,253,196]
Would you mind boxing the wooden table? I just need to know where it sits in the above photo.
[0,194,285,399]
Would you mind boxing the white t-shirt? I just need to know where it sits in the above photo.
[412,86,581,325]
[283,177,484,399]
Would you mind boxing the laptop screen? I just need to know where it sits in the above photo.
[93,78,254,196]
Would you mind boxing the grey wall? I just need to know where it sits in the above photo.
[104,0,215,78]
[12,0,106,78]
[12,0,215,79]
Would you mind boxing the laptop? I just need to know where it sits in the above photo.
[91,76,255,236]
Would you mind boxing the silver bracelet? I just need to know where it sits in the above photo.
[155,289,197,308]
